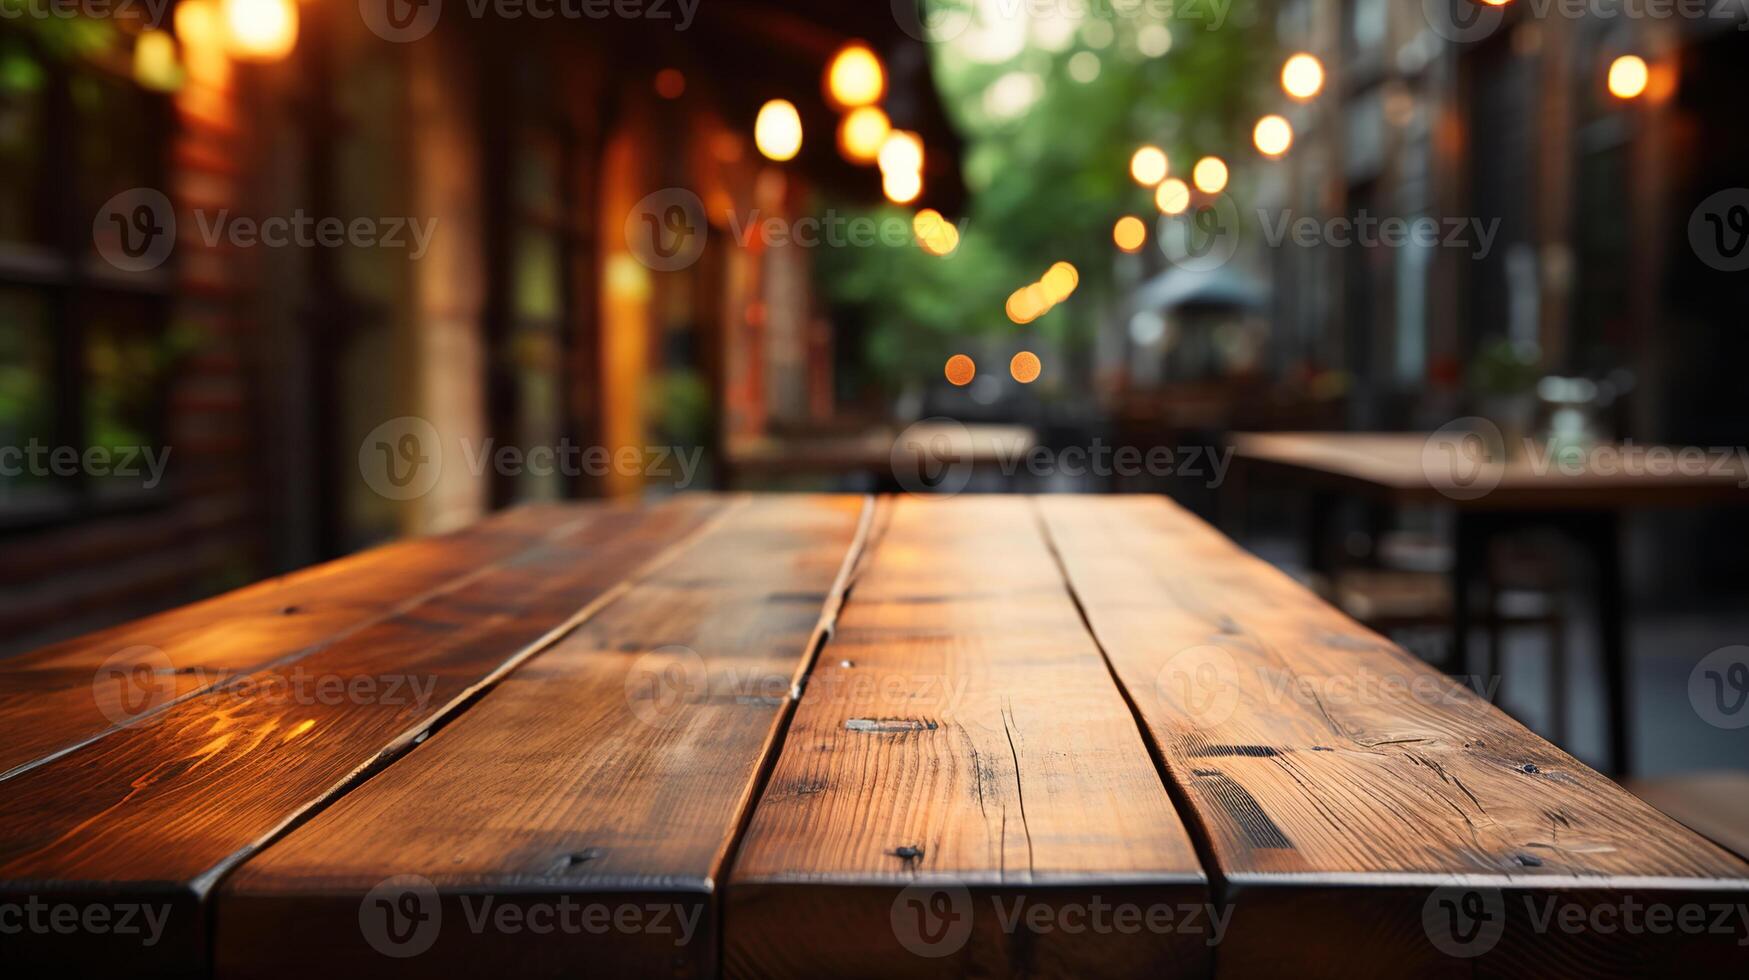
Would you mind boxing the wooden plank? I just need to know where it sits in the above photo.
[0,496,722,977]
[0,503,580,777]
[1037,494,1749,977]
[726,496,1211,979]
[215,494,871,979]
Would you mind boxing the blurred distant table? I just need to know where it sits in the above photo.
[723,422,1035,488]
[3,494,1746,977]
[1232,431,1749,774]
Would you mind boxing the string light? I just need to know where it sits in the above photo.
[1113,216,1147,252]
[1155,177,1190,215]
[1607,55,1648,100]
[826,43,885,109]
[1282,53,1324,101]
[1253,115,1293,157]
[1192,156,1228,194]
[755,99,803,161]
[1130,145,1168,186]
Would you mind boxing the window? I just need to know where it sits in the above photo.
[0,26,174,526]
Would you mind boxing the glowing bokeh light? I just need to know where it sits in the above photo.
[1010,351,1042,384]
[1607,55,1648,100]
[1154,177,1190,215]
[1253,115,1293,157]
[1130,145,1168,186]
[1192,156,1229,194]
[755,100,803,162]
[838,106,891,164]
[945,354,976,386]
[1113,215,1147,252]
[1282,53,1324,101]
[826,43,886,108]
[222,0,297,62]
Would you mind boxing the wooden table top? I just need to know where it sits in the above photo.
[1233,431,1749,509]
[1,494,1744,978]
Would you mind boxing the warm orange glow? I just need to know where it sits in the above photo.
[1282,53,1324,101]
[1253,115,1293,157]
[222,0,297,62]
[755,99,803,162]
[882,167,922,204]
[1010,351,1042,384]
[878,130,924,175]
[1130,145,1168,186]
[1006,286,1044,324]
[1607,55,1648,100]
[1041,261,1079,303]
[1113,215,1147,252]
[1192,156,1228,194]
[826,43,886,109]
[134,30,181,92]
[913,208,960,256]
[944,354,976,386]
[838,106,891,164]
[1155,177,1190,215]
[176,0,230,86]
[655,69,686,99]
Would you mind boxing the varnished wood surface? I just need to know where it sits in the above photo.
[0,504,575,777]
[2,493,1743,979]
[725,496,1209,979]
[215,495,871,980]
[1232,431,1749,509]
[1036,495,1749,977]
[0,496,722,976]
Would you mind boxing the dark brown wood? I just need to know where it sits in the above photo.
[0,496,722,977]
[0,503,574,778]
[725,496,1211,979]
[1036,494,1749,978]
[215,494,871,979]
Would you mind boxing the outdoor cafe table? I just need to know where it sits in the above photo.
[0,494,1744,978]
[1229,431,1749,777]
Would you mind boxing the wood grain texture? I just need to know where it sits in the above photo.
[1036,494,1749,978]
[215,495,872,980]
[0,496,721,978]
[1232,431,1749,510]
[726,496,1210,979]
[0,504,576,777]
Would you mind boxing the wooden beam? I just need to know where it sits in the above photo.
[726,496,1211,978]
[215,495,871,979]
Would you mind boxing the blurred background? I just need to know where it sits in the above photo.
[1,0,1745,804]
